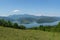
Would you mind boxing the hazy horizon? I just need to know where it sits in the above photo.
[0,0,60,17]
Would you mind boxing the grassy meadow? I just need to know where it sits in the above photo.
[0,26,60,40]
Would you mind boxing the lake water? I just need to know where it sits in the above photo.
[20,21,60,28]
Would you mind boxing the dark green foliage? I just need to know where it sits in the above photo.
[30,27,39,30]
[18,25,26,29]
[13,23,19,28]
[0,19,26,29]
[54,22,60,32]
[0,19,8,26]
[7,21,13,27]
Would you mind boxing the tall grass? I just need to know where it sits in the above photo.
[0,26,60,40]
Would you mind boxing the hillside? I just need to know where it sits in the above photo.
[0,14,60,24]
[0,26,60,40]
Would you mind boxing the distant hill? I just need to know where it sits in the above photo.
[0,14,60,24]
[36,16,60,23]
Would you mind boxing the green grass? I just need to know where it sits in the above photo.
[0,26,60,40]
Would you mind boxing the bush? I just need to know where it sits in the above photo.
[18,25,26,29]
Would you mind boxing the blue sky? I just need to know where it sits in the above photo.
[0,0,60,16]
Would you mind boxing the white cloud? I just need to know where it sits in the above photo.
[12,10,20,13]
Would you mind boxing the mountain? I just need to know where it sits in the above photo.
[0,14,60,24]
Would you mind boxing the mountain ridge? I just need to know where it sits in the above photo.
[0,14,60,24]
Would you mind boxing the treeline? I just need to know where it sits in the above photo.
[0,19,60,32]
[0,19,26,29]
[30,23,60,32]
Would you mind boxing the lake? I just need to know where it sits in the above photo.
[20,21,60,28]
